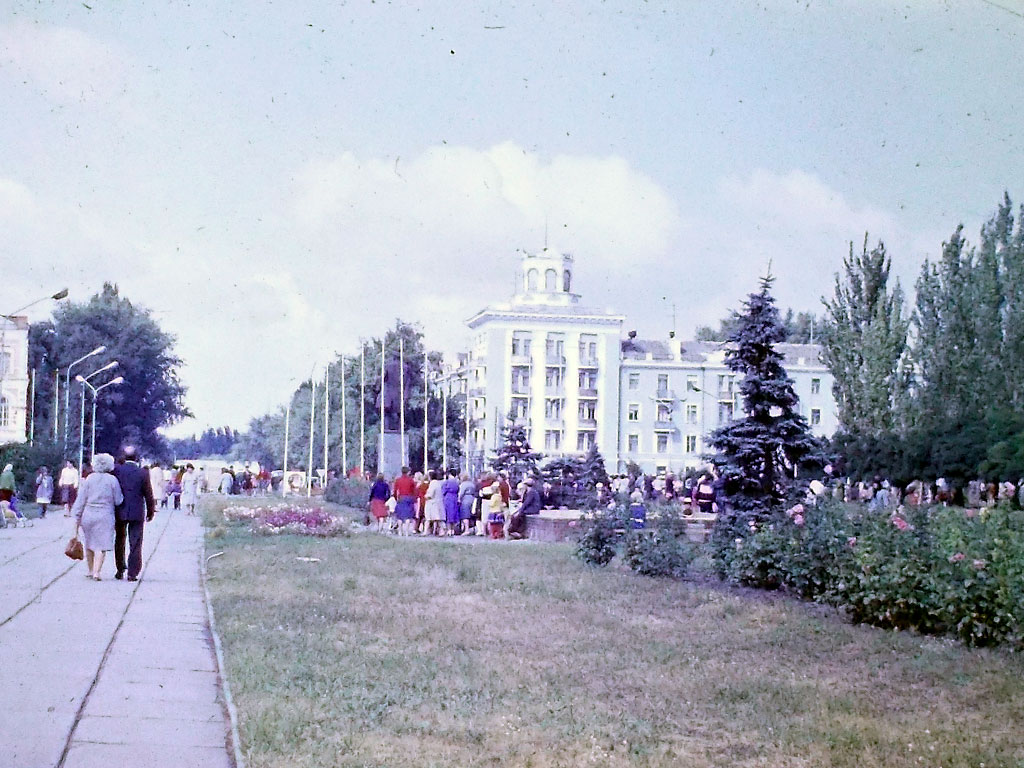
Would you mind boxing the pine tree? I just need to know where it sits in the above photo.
[707,275,825,568]
[579,444,610,490]
[821,235,911,436]
[490,420,541,486]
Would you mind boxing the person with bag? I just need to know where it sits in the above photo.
[35,466,54,518]
[71,453,123,580]
[112,446,156,582]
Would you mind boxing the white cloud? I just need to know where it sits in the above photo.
[0,22,127,103]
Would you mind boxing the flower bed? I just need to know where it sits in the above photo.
[223,503,349,537]
[719,499,1024,648]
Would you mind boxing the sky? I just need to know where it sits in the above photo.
[2,0,1022,438]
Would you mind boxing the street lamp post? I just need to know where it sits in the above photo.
[79,375,124,457]
[282,396,290,497]
[76,362,118,468]
[64,345,106,457]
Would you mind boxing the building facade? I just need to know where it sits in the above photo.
[463,250,838,474]
[0,316,30,444]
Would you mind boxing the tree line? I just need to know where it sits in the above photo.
[822,193,1024,484]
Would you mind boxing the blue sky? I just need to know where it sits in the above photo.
[2,0,1022,435]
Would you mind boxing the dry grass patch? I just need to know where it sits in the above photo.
[203,498,1024,768]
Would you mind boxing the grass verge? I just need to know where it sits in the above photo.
[202,496,1024,768]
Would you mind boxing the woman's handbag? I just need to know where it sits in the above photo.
[64,537,84,561]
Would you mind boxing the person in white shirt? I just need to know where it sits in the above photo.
[149,464,166,508]
[58,460,79,517]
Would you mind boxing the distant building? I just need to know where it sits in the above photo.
[462,250,837,474]
[0,316,29,444]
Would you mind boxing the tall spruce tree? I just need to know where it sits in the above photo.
[821,235,911,436]
[708,275,825,565]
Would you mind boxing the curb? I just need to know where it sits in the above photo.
[200,540,246,768]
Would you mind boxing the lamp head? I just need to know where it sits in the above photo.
[110,376,124,385]
[51,288,69,300]
[91,345,106,355]
[75,374,85,383]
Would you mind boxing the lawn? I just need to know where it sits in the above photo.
[202,496,1024,768]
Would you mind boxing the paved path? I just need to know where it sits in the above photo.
[0,507,235,768]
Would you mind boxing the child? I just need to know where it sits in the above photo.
[487,481,505,539]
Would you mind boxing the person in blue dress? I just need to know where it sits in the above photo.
[441,469,461,536]
[457,473,476,535]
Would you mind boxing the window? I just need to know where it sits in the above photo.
[0,396,7,427]
[511,367,530,393]
[718,374,735,396]
[579,369,597,389]
[527,269,539,291]
[545,269,557,291]
[511,333,532,357]
[577,431,595,451]
[718,402,734,423]
[627,434,639,452]
[656,434,669,453]
[628,373,639,390]
[685,434,697,453]
[578,400,596,420]
[545,367,563,387]
[686,404,698,423]
[627,403,640,422]
[811,408,821,426]
[563,269,572,292]
[0,351,9,378]
[811,378,821,395]
[545,430,561,450]
[657,374,669,392]
[656,403,672,422]
[686,375,698,391]
[579,334,597,363]
[511,397,529,420]
[546,335,565,361]
[545,398,562,419]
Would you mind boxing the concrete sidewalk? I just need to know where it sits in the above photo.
[0,507,235,768]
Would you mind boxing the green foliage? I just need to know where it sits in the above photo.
[622,508,697,578]
[490,421,541,486]
[695,308,822,344]
[707,274,826,560]
[575,504,630,566]
[541,456,585,508]
[721,498,1024,649]
[576,502,696,580]
[30,283,189,459]
[821,235,911,437]
[0,442,65,500]
[323,477,372,509]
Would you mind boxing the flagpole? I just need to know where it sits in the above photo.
[360,346,365,477]
[464,370,470,474]
[399,337,406,468]
[423,352,429,474]
[323,364,330,480]
[340,355,347,476]
[442,372,448,471]
[307,375,316,498]
[54,371,60,441]
[379,339,386,474]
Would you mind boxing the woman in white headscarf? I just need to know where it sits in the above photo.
[72,453,123,580]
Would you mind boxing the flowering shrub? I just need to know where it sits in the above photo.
[223,503,349,537]
[718,499,1024,648]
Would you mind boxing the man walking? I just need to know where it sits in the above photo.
[112,446,156,582]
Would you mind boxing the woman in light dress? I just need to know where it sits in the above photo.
[180,464,199,515]
[424,470,444,536]
[72,453,123,580]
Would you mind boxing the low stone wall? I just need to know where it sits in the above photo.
[526,510,585,543]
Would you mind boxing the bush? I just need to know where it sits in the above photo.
[576,503,696,579]
[716,498,1024,649]
[575,505,627,566]
[324,477,371,508]
[0,441,65,500]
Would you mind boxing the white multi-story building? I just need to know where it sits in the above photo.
[0,316,29,444]
[463,250,838,474]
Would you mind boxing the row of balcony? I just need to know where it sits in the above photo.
[511,354,600,367]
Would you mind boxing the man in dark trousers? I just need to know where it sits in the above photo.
[112,445,156,581]
[507,476,542,540]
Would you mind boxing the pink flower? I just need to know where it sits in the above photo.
[792,514,805,526]
[891,516,911,531]
[847,536,857,548]
[965,508,978,518]
[972,559,987,570]
[786,503,805,518]
[949,552,966,563]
